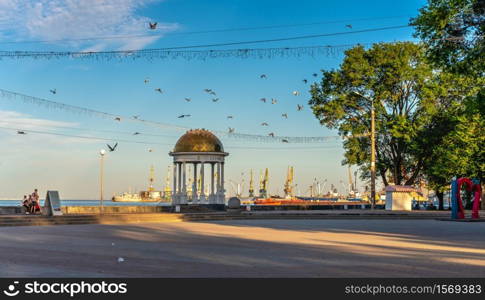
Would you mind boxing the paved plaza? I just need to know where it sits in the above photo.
[0,219,484,277]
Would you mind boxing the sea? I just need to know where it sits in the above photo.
[0,200,170,207]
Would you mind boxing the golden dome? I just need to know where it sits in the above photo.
[173,129,224,153]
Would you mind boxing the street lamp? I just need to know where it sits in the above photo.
[352,91,376,210]
[99,149,106,214]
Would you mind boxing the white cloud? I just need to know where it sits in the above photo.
[0,0,178,50]
[0,110,77,128]
[0,110,97,149]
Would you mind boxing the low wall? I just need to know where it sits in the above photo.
[245,204,386,211]
[62,206,171,214]
[62,204,226,214]
[0,206,24,215]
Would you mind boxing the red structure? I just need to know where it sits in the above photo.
[455,178,482,219]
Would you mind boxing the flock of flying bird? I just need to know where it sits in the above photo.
[143,72,318,138]
[20,20,325,147]
[10,20,360,156]
[37,71,318,145]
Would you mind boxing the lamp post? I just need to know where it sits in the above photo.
[99,149,106,214]
[352,92,376,210]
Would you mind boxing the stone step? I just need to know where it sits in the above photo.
[0,213,183,227]
[0,212,482,227]
[181,213,476,221]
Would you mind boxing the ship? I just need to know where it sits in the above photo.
[112,165,172,202]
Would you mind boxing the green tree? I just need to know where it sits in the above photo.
[309,42,479,189]
[411,0,484,76]
[412,0,484,208]
[418,96,484,208]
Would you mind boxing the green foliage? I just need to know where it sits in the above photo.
[412,0,484,192]
[309,42,479,187]
[411,0,485,76]
[424,98,484,191]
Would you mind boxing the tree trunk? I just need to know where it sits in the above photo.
[379,168,389,187]
[436,190,444,210]
[404,159,424,186]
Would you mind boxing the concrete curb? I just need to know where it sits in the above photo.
[0,212,483,227]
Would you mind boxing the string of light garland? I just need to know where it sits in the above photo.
[0,88,369,143]
[0,120,179,138]
[0,44,355,61]
[0,126,343,151]
[0,25,412,61]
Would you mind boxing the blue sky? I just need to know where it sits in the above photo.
[0,0,427,199]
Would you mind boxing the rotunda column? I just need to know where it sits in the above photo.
[177,162,182,197]
[210,163,215,204]
[172,162,177,204]
[181,161,187,204]
[210,163,215,194]
[200,162,206,203]
[193,162,198,204]
[216,162,221,203]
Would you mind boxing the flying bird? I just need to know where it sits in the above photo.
[282,139,289,143]
[261,122,269,126]
[204,88,212,93]
[345,24,352,29]
[260,98,267,103]
[133,132,140,135]
[268,132,275,137]
[297,104,303,111]
[228,127,235,133]
[209,91,217,96]
[312,73,318,77]
[114,117,121,121]
[117,257,125,263]
[260,74,267,79]
[227,115,233,119]
[282,113,288,119]
[17,130,26,135]
[184,98,191,102]
[132,115,140,119]
[155,88,163,93]
[144,78,149,84]
[292,91,300,96]
[303,79,308,84]
[271,98,277,104]
[107,142,118,152]
[49,89,57,94]
[149,22,157,29]
[178,114,191,118]
[212,98,219,102]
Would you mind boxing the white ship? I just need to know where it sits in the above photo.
[112,166,172,203]
[112,191,162,202]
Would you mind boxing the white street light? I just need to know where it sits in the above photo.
[99,149,106,214]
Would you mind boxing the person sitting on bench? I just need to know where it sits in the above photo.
[22,195,31,214]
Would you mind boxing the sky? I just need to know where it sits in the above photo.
[0,0,427,199]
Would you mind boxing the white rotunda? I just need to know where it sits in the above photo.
[169,129,229,205]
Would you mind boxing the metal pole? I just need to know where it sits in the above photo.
[370,100,376,210]
[100,154,104,214]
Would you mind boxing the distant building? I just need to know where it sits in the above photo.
[385,185,423,211]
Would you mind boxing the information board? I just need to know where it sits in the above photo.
[44,190,63,216]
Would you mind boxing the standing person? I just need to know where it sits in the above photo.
[28,194,35,214]
[32,189,39,203]
[32,189,41,214]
